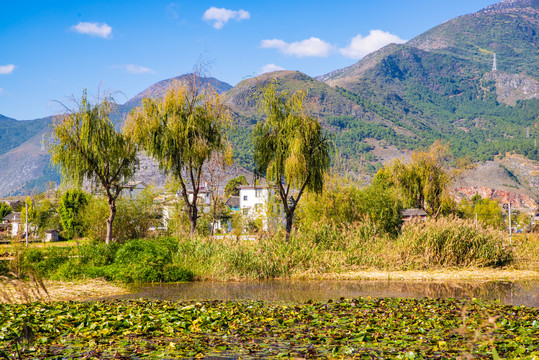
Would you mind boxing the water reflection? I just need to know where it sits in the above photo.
[110,280,539,307]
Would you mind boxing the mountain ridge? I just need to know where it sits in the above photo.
[1,0,538,199]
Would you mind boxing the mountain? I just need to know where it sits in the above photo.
[1,0,538,201]
[313,0,538,163]
[0,115,53,158]
[111,74,233,125]
[0,75,233,196]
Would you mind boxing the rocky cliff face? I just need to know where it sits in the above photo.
[452,186,537,210]
[484,71,539,105]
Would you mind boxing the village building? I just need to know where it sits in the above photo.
[2,212,22,238]
[44,229,60,242]
[122,181,148,198]
[237,185,277,231]
[401,208,428,222]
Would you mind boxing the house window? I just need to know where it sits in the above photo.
[243,195,248,201]
[255,189,263,198]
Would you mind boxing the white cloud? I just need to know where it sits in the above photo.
[261,37,332,57]
[261,64,285,74]
[125,64,155,74]
[0,88,5,95]
[116,64,155,74]
[0,64,16,74]
[202,7,250,29]
[340,30,406,59]
[71,22,112,39]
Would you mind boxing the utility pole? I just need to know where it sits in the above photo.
[492,53,497,72]
[25,201,29,247]
[508,202,512,244]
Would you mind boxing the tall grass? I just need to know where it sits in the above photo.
[11,216,520,283]
[395,217,512,269]
[512,233,539,270]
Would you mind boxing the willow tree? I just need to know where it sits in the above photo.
[49,90,139,244]
[254,84,331,237]
[378,141,453,219]
[125,76,231,235]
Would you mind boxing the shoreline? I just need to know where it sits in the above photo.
[2,269,539,303]
[299,268,539,281]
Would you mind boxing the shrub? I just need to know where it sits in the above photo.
[20,247,72,278]
[82,186,160,243]
[396,216,512,268]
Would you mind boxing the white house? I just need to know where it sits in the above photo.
[237,185,276,231]
[2,212,21,237]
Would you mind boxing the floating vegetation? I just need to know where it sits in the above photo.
[1,297,538,358]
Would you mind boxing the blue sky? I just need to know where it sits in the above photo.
[1,0,497,120]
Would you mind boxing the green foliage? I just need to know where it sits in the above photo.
[3,296,539,358]
[0,203,12,219]
[20,247,73,278]
[18,238,193,283]
[33,199,61,236]
[224,175,247,197]
[82,187,159,243]
[49,89,139,244]
[126,76,231,235]
[109,238,191,283]
[58,189,89,239]
[458,195,505,229]
[254,83,331,235]
[20,197,35,230]
[297,175,402,236]
[378,142,453,218]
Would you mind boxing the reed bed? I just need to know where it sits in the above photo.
[0,217,527,283]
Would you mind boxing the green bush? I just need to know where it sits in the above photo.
[78,241,120,267]
[17,237,193,283]
[20,247,72,278]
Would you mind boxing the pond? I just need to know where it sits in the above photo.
[113,279,539,307]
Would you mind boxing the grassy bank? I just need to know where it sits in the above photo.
[1,297,538,358]
[2,217,538,284]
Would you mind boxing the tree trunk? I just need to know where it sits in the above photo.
[189,204,198,236]
[285,211,294,241]
[106,199,117,245]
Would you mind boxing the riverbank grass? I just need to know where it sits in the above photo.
[1,217,537,283]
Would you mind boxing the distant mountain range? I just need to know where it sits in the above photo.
[1,0,538,202]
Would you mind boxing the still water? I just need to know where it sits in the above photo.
[112,280,539,307]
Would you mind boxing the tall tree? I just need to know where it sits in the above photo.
[126,74,231,235]
[254,83,331,238]
[49,90,139,244]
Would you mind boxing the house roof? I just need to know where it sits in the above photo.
[225,196,240,207]
[237,185,270,189]
[2,212,21,222]
[401,209,427,217]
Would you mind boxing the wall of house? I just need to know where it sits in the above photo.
[239,188,269,213]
